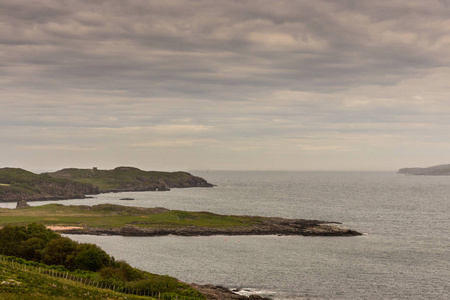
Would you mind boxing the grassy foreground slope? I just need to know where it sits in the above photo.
[0,258,152,300]
[0,224,205,300]
[45,167,213,192]
[0,168,99,203]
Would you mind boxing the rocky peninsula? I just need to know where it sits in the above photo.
[60,216,359,237]
[1,203,362,237]
[397,163,450,175]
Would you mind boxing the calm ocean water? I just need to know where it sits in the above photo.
[5,171,450,299]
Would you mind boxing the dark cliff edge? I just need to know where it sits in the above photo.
[45,166,214,192]
[397,164,450,175]
[0,168,99,202]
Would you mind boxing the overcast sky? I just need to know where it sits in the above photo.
[1,0,450,172]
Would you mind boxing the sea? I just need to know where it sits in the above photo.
[2,171,449,299]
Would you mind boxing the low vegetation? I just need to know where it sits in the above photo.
[0,224,205,299]
[0,258,149,300]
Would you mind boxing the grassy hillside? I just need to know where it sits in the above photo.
[0,257,151,300]
[0,257,204,300]
[45,167,213,192]
[0,168,99,203]
[0,166,212,202]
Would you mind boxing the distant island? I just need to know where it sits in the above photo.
[397,164,450,176]
[0,166,213,202]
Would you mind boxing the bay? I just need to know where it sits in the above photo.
[5,171,450,299]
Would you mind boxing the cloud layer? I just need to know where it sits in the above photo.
[1,0,450,171]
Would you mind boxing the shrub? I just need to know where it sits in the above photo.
[74,243,112,272]
[100,260,143,282]
[42,237,78,269]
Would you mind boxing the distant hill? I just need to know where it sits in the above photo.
[397,164,450,175]
[45,166,214,192]
[0,168,99,202]
[0,166,213,203]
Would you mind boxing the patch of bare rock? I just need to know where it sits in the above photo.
[189,284,272,300]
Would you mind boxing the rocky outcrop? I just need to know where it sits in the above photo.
[16,200,30,209]
[397,164,450,175]
[189,284,272,300]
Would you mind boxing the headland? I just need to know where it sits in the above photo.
[0,166,213,202]
[397,163,450,175]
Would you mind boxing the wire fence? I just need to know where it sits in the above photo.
[0,255,200,300]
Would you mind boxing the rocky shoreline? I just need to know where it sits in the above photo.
[0,194,91,203]
[55,217,362,237]
[189,284,272,300]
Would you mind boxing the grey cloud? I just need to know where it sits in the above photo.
[2,0,450,170]
[2,0,449,99]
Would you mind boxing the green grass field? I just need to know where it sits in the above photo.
[0,203,263,229]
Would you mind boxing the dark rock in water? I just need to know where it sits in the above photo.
[16,200,30,209]
[156,179,170,191]
[120,198,135,200]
